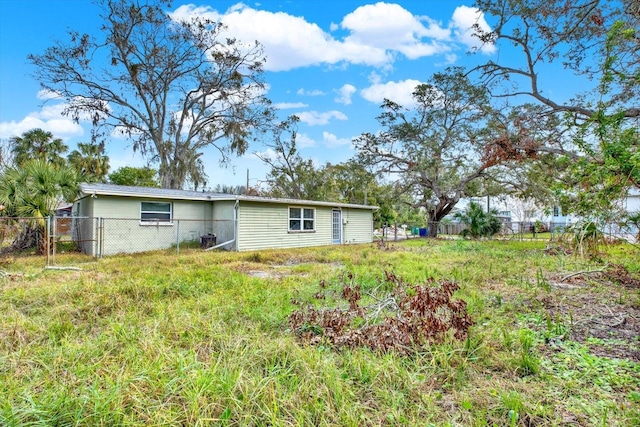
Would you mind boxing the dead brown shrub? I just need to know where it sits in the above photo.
[288,271,473,354]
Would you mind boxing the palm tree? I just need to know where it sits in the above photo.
[10,128,68,167]
[455,202,502,239]
[68,142,110,182]
[0,160,78,252]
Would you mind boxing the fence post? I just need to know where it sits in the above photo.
[46,216,51,267]
[52,216,57,265]
[99,218,105,258]
[176,219,180,255]
[94,218,99,257]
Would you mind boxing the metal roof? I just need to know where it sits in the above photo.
[79,183,234,201]
[78,183,378,210]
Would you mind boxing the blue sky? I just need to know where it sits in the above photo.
[1,1,521,188]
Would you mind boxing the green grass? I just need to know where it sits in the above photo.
[1,239,638,426]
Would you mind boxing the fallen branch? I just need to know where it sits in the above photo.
[609,317,627,328]
[560,268,607,282]
[43,266,82,271]
[365,296,402,326]
[605,306,627,327]
[590,316,627,328]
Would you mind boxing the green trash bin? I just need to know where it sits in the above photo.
[411,227,419,235]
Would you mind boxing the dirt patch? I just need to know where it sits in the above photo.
[492,264,640,362]
[241,262,344,280]
[540,267,640,361]
[544,297,640,361]
[245,269,290,279]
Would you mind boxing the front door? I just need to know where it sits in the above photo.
[332,209,342,244]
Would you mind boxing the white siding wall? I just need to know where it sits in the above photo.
[342,208,374,244]
[236,202,374,251]
[236,202,333,251]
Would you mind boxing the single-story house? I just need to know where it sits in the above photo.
[72,183,378,256]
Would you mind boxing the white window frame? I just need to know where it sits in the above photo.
[288,207,315,232]
[140,201,173,225]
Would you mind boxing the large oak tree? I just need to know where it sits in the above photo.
[354,68,513,237]
[30,0,273,190]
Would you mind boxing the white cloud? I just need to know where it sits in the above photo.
[368,71,383,85]
[295,110,348,126]
[38,104,68,120]
[0,102,84,139]
[169,2,467,72]
[297,88,325,96]
[273,102,308,109]
[451,6,495,54]
[335,84,356,105]
[322,131,352,148]
[44,119,85,137]
[360,79,424,107]
[171,4,371,71]
[252,147,279,161]
[250,132,315,158]
[444,53,458,64]
[296,133,316,149]
[340,3,452,60]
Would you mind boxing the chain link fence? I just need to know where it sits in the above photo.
[3,216,636,267]
[1,216,235,267]
[95,218,234,256]
[377,220,609,241]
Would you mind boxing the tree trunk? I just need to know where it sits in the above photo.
[1,224,46,254]
[427,199,459,238]
[159,161,187,190]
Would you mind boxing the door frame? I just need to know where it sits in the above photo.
[332,209,342,244]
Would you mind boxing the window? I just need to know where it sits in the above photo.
[289,207,315,231]
[552,206,561,217]
[140,201,172,223]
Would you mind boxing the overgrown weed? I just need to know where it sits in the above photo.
[1,239,638,425]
